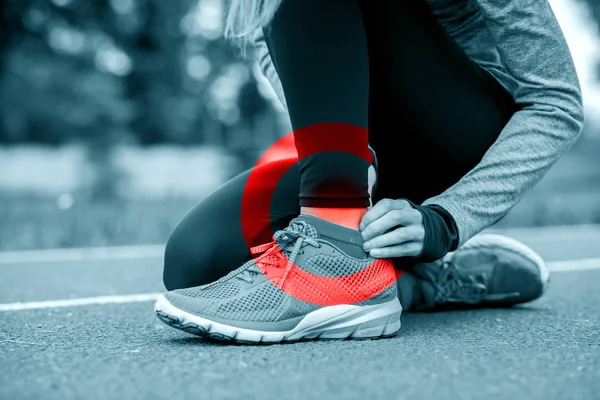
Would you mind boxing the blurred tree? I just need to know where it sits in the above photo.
[118,0,190,144]
[0,0,280,152]
[582,0,600,27]
[581,0,600,82]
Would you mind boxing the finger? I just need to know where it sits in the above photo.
[359,198,411,230]
[363,225,424,251]
[369,242,423,258]
[361,208,422,242]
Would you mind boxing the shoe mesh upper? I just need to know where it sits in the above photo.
[166,218,397,322]
[216,283,288,321]
[176,282,240,299]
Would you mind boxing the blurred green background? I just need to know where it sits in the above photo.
[1,0,599,251]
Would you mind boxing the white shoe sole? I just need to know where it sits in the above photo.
[456,233,550,293]
[155,294,402,344]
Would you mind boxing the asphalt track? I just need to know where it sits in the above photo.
[1,225,599,400]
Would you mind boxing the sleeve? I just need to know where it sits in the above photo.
[422,0,585,248]
[253,28,288,110]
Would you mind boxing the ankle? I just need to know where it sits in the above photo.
[300,207,367,230]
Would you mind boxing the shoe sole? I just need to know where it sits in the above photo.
[459,233,551,293]
[154,294,402,345]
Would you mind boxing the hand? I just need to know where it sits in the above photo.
[359,198,425,258]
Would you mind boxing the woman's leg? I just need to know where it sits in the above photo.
[356,0,516,204]
[263,0,373,229]
[164,0,376,291]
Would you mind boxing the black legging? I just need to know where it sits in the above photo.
[162,0,516,290]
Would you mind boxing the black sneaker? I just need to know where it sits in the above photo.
[411,233,550,311]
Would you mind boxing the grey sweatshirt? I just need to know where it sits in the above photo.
[252,0,585,248]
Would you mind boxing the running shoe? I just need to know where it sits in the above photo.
[155,215,402,344]
[410,233,550,311]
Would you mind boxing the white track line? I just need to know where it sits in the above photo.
[0,258,598,312]
[0,245,164,264]
[547,257,600,272]
[0,293,161,312]
[485,223,600,236]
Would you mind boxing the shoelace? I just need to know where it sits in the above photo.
[206,220,321,288]
[425,261,517,304]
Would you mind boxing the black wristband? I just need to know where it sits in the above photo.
[403,199,459,262]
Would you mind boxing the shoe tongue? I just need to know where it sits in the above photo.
[292,215,367,259]
[293,215,363,242]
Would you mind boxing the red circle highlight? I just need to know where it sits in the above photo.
[241,122,403,306]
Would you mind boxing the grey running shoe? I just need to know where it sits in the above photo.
[155,215,402,344]
[411,233,550,311]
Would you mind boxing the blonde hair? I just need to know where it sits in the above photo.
[224,0,283,54]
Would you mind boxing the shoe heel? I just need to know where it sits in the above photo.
[316,311,401,340]
[350,314,402,339]
[293,298,402,340]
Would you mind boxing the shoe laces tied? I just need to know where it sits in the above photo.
[426,261,490,304]
[219,220,321,286]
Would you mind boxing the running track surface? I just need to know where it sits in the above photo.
[1,225,599,400]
